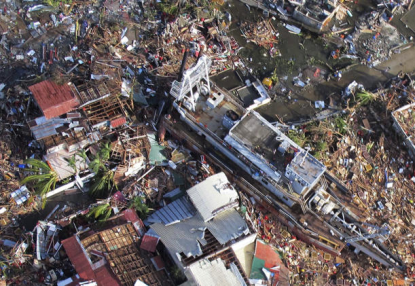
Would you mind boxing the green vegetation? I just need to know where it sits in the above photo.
[270,67,279,84]
[129,196,153,219]
[366,142,374,153]
[89,168,117,198]
[44,0,73,14]
[287,130,307,147]
[77,149,88,163]
[356,91,377,106]
[315,141,327,153]
[98,142,112,161]
[335,117,348,135]
[312,141,327,160]
[89,153,106,174]
[21,158,58,209]
[170,265,186,284]
[65,155,78,174]
[157,1,179,15]
[87,204,113,221]
[86,142,118,198]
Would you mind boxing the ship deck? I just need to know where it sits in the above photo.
[191,95,244,140]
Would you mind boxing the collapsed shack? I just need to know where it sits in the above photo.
[240,19,279,54]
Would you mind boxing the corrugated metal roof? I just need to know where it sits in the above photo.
[140,229,160,253]
[94,265,122,286]
[150,209,248,268]
[188,258,242,286]
[151,256,165,271]
[110,117,126,128]
[122,209,145,236]
[29,81,80,119]
[204,208,249,245]
[30,117,69,140]
[187,172,239,222]
[147,197,195,226]
[62,236,121,286]
[61,236,96,281]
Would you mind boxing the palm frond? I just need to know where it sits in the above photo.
[77,149,88,161]
[25,158,51,171]
[87,204,112,221]
[356,91,377,106]
[89,153,106,173]
[99,142,112,161]
[129,197,152,219]
[65,155,77,174]
[21,159,58,207]
[89,169,116,198]
[21,173,52,185]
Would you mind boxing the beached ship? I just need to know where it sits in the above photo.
[168,55,404,270]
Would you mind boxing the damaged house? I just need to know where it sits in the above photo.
[62,209,172,286]
[27,79,132,181]
[145,172,256,285]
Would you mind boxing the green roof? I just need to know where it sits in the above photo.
[250,256,266,280]
[148,133,167,165]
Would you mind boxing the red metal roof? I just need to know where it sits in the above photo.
[110,117,126,128]
[123,208,140,223]
[29,81,80,119]
[94,265,121,286]
[254,240,290,284]
[62,236,121,286]
[140,234,159,253]
[151,256,165,271]
[123,208,146,236]
[255,240,283,269]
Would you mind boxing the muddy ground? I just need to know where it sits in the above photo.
[221,0,415,123]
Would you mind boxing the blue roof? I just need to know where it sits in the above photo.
[147,197,196,226]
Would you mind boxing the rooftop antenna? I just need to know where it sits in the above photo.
[300,146,311,167]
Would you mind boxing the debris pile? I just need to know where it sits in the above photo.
[284,75,415,281]
[240,19,279,57]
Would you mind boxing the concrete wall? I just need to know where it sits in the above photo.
[231,233,257,252]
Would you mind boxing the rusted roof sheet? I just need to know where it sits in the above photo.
[140,230,160,253]
[123,208,140,223]
[29,81,80,119]
[123,209,145,236]
[62,236,95,281]
[62,236,121,286]
[151,256,165,271]
[94,265,121,286]
[110,117,126,128]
